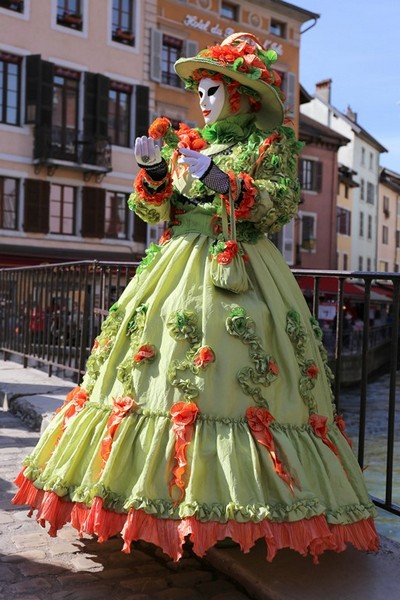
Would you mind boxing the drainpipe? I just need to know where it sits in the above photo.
[300,18,319,35]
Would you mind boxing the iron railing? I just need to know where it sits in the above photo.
[0,262,399,519]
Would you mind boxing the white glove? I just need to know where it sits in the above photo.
[178,147,211,179]
[134,136,162,167]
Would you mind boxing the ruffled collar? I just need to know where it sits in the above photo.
[200,113,257,145]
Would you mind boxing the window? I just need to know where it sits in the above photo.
[361,147,365,165]
[300,213,316,251]
[367,257,371,271]
[358,256,363,271]
[379,260,389,272]
[360,178,364,200]
[396,230,400,248]
[278,70,296,117]
[359,211,364,237]
[369,152,373,170]
[367,214,372,240]
[105,191,128,239]
[50,184,75,235]
[383,195,390,216]
[0,176,18,230]
[220,1,238,20]
[0,0,24,13]
[57,0,83,31]
[162,35,183,87]
[270,19,286,38]
[395,263,399,273]
[112,0,135,46]
[299,159,322,192]
[382,225,389,245]
[52,67,80,160]
[0,52,21,125]
[336,207,351,235]
[343,253,348,270]
[108,80,132,146]
[366,182,374,204]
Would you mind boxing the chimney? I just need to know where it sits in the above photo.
[346,105,357,122]
[315,79,332,103]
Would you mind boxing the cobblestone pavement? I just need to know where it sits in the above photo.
[0,409,251,600]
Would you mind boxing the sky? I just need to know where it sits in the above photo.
[297,0,400,172]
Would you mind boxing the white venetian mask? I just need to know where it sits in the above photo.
[198,78,226,124]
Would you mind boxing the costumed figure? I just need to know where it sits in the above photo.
[13,33,379,563]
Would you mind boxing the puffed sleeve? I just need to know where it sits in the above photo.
[222,126,303,234]
[128,168,172,224]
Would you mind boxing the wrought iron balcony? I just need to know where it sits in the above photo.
[33,125,112,174]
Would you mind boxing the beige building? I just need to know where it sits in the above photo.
[377,167,400,273]
[0,0,158,266]
[0,0,318,267]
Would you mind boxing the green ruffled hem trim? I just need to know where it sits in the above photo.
[20,467,377,524]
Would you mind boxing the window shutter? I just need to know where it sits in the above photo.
[25,55,54,126]
[135,85,149,138]
[282,220,294,265]
[84,72,109,139]
[185,39,198,57]
[96,75,110,138]
[298,158,305,188]
[315,161,323,192]
[81,187,105,237]
[24,179,50,233]
[133,213,147,243]
[83,72,97,139]
[283,71,296,117]
[150,28,162,82]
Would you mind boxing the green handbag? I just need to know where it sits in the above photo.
[208,191,250,294]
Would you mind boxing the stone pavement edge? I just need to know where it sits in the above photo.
[1,359,399,600]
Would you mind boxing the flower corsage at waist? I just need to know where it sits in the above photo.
[209,239,248,265]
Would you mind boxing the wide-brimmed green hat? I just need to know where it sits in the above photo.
[174,32,285,130]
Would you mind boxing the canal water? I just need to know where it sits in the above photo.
[339,372,400,543]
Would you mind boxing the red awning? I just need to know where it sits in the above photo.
[295,276,391,303]
[295,276,364,298]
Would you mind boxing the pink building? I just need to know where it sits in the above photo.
[297,111,350,270]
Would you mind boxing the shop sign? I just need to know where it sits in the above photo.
[183,14,284,55]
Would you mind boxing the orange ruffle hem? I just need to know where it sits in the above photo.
[12,472,379,564]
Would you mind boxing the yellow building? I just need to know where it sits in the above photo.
[0,0,318,267]
[336,165,358,270]
[378,167,400,273]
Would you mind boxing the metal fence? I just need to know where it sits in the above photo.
[0,262,399,519]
